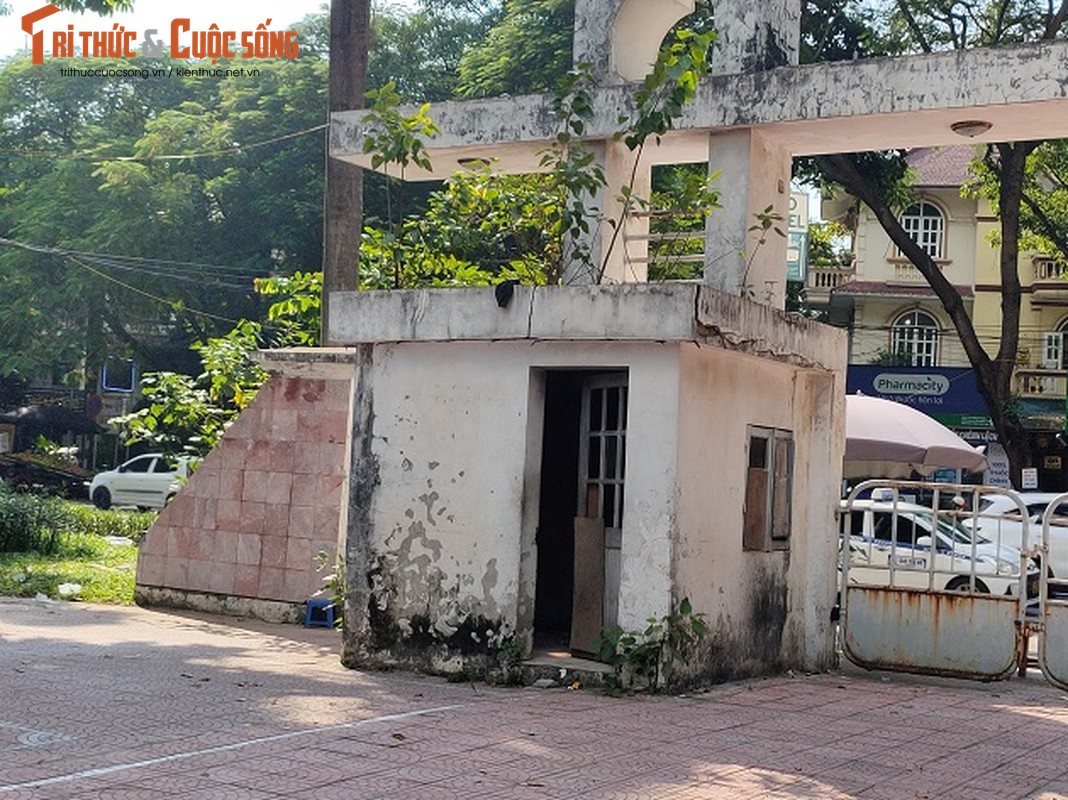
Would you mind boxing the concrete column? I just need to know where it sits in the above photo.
[576,0,799,81]
[562,140,652,285]
[340,344,378,667]
[603,141,652,284]
[710,0,800,75]
[703,128,792,308]
[562,141,607,286]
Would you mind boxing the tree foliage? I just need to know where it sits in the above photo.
[110,281,319,456]
[455,0,575,98]
[358,24,717,287]
[0,47,327,383]
[369,1,500,101]
[812,0,1068,487]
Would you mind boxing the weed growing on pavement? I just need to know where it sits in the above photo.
[597,597,708,694]
[489,636,525,686]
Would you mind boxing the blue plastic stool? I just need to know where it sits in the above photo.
[304,597,336,628]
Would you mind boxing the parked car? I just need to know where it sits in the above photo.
[964,492,1068,579]
[87,454,196,511]
[841,499,1038,598]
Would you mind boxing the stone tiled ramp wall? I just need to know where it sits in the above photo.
[135,375,351,622]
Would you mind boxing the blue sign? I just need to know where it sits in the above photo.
[846,366,990,427]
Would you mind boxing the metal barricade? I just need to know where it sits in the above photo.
[1037,492,1068,690]
[839,480,1033,681]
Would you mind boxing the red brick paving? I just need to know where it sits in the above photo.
[2,597,1068,799]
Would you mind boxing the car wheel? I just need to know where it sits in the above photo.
[945,576,990,593]
[92,487,112,510]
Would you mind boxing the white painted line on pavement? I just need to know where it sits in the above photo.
[0,705,459,793]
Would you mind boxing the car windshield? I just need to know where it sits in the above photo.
[931,513,982,546]
[909,508,982,546]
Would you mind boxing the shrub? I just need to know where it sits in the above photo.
[0,487,68,555]
[61,503,156,543]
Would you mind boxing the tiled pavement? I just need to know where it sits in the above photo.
[2,598,1068,799]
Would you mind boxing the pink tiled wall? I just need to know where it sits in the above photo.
[136,375,350,605]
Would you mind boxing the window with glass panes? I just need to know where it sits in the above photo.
[579,380,627,530]
[743,426,793,552]
[1043,320,1068,368]
[900,202,944,259]
[891,310,939,367]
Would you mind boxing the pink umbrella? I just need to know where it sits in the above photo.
[844,394,987,478]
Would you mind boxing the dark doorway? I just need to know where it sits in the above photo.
[533,371,583,649]
[533,369,628,654]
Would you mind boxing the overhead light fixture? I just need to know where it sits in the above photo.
[950,120,993,138]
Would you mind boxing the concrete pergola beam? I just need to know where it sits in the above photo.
[331,40,1068,180]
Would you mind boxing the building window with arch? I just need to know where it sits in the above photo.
[1043,318,1068,369]
[891,310,939,366]
[900,201,945,259]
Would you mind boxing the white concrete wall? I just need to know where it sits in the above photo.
[332,42,1068,176]
[333,285,847,679]
[673,345,840,679]
[364,340,681,664]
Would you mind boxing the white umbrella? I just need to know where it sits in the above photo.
[844,394,987,478]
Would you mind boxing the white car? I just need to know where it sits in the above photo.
[965,492,1068,579]
[88,454,195,511]
[841,499,1038,598]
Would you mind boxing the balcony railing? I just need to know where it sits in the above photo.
[1035,257,1063,282]
[806,267,854,293]
[1015,368,1067,399]
[892,263,925,283]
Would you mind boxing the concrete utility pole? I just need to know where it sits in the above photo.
[322,0,371,345]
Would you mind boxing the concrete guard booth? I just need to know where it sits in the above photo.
[323,285,845,682]
[134,0,1068,684]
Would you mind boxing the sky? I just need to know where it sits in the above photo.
[0,0,330,58]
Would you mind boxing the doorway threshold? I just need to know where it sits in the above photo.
[522,648,613,688]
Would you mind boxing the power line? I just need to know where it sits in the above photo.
[0,237,257,324]
[67,257,242,325]
[0,237,269,286]
[110,124,328,162]
[76,255,253,290]
[0,124,327,163]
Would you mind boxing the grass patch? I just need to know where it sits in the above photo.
[0,532,138,604]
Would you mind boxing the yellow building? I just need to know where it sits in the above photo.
[817,146,1068,489]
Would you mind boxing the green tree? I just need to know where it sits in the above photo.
[110,276,322,456]
[357,25,716,288]
[0,48,327,383]
[810,0,1068,487]
[369,1,500,102]
[111,323,268,456]
[455,0,575,98]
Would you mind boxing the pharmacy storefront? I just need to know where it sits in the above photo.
[845,366,1009,487]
